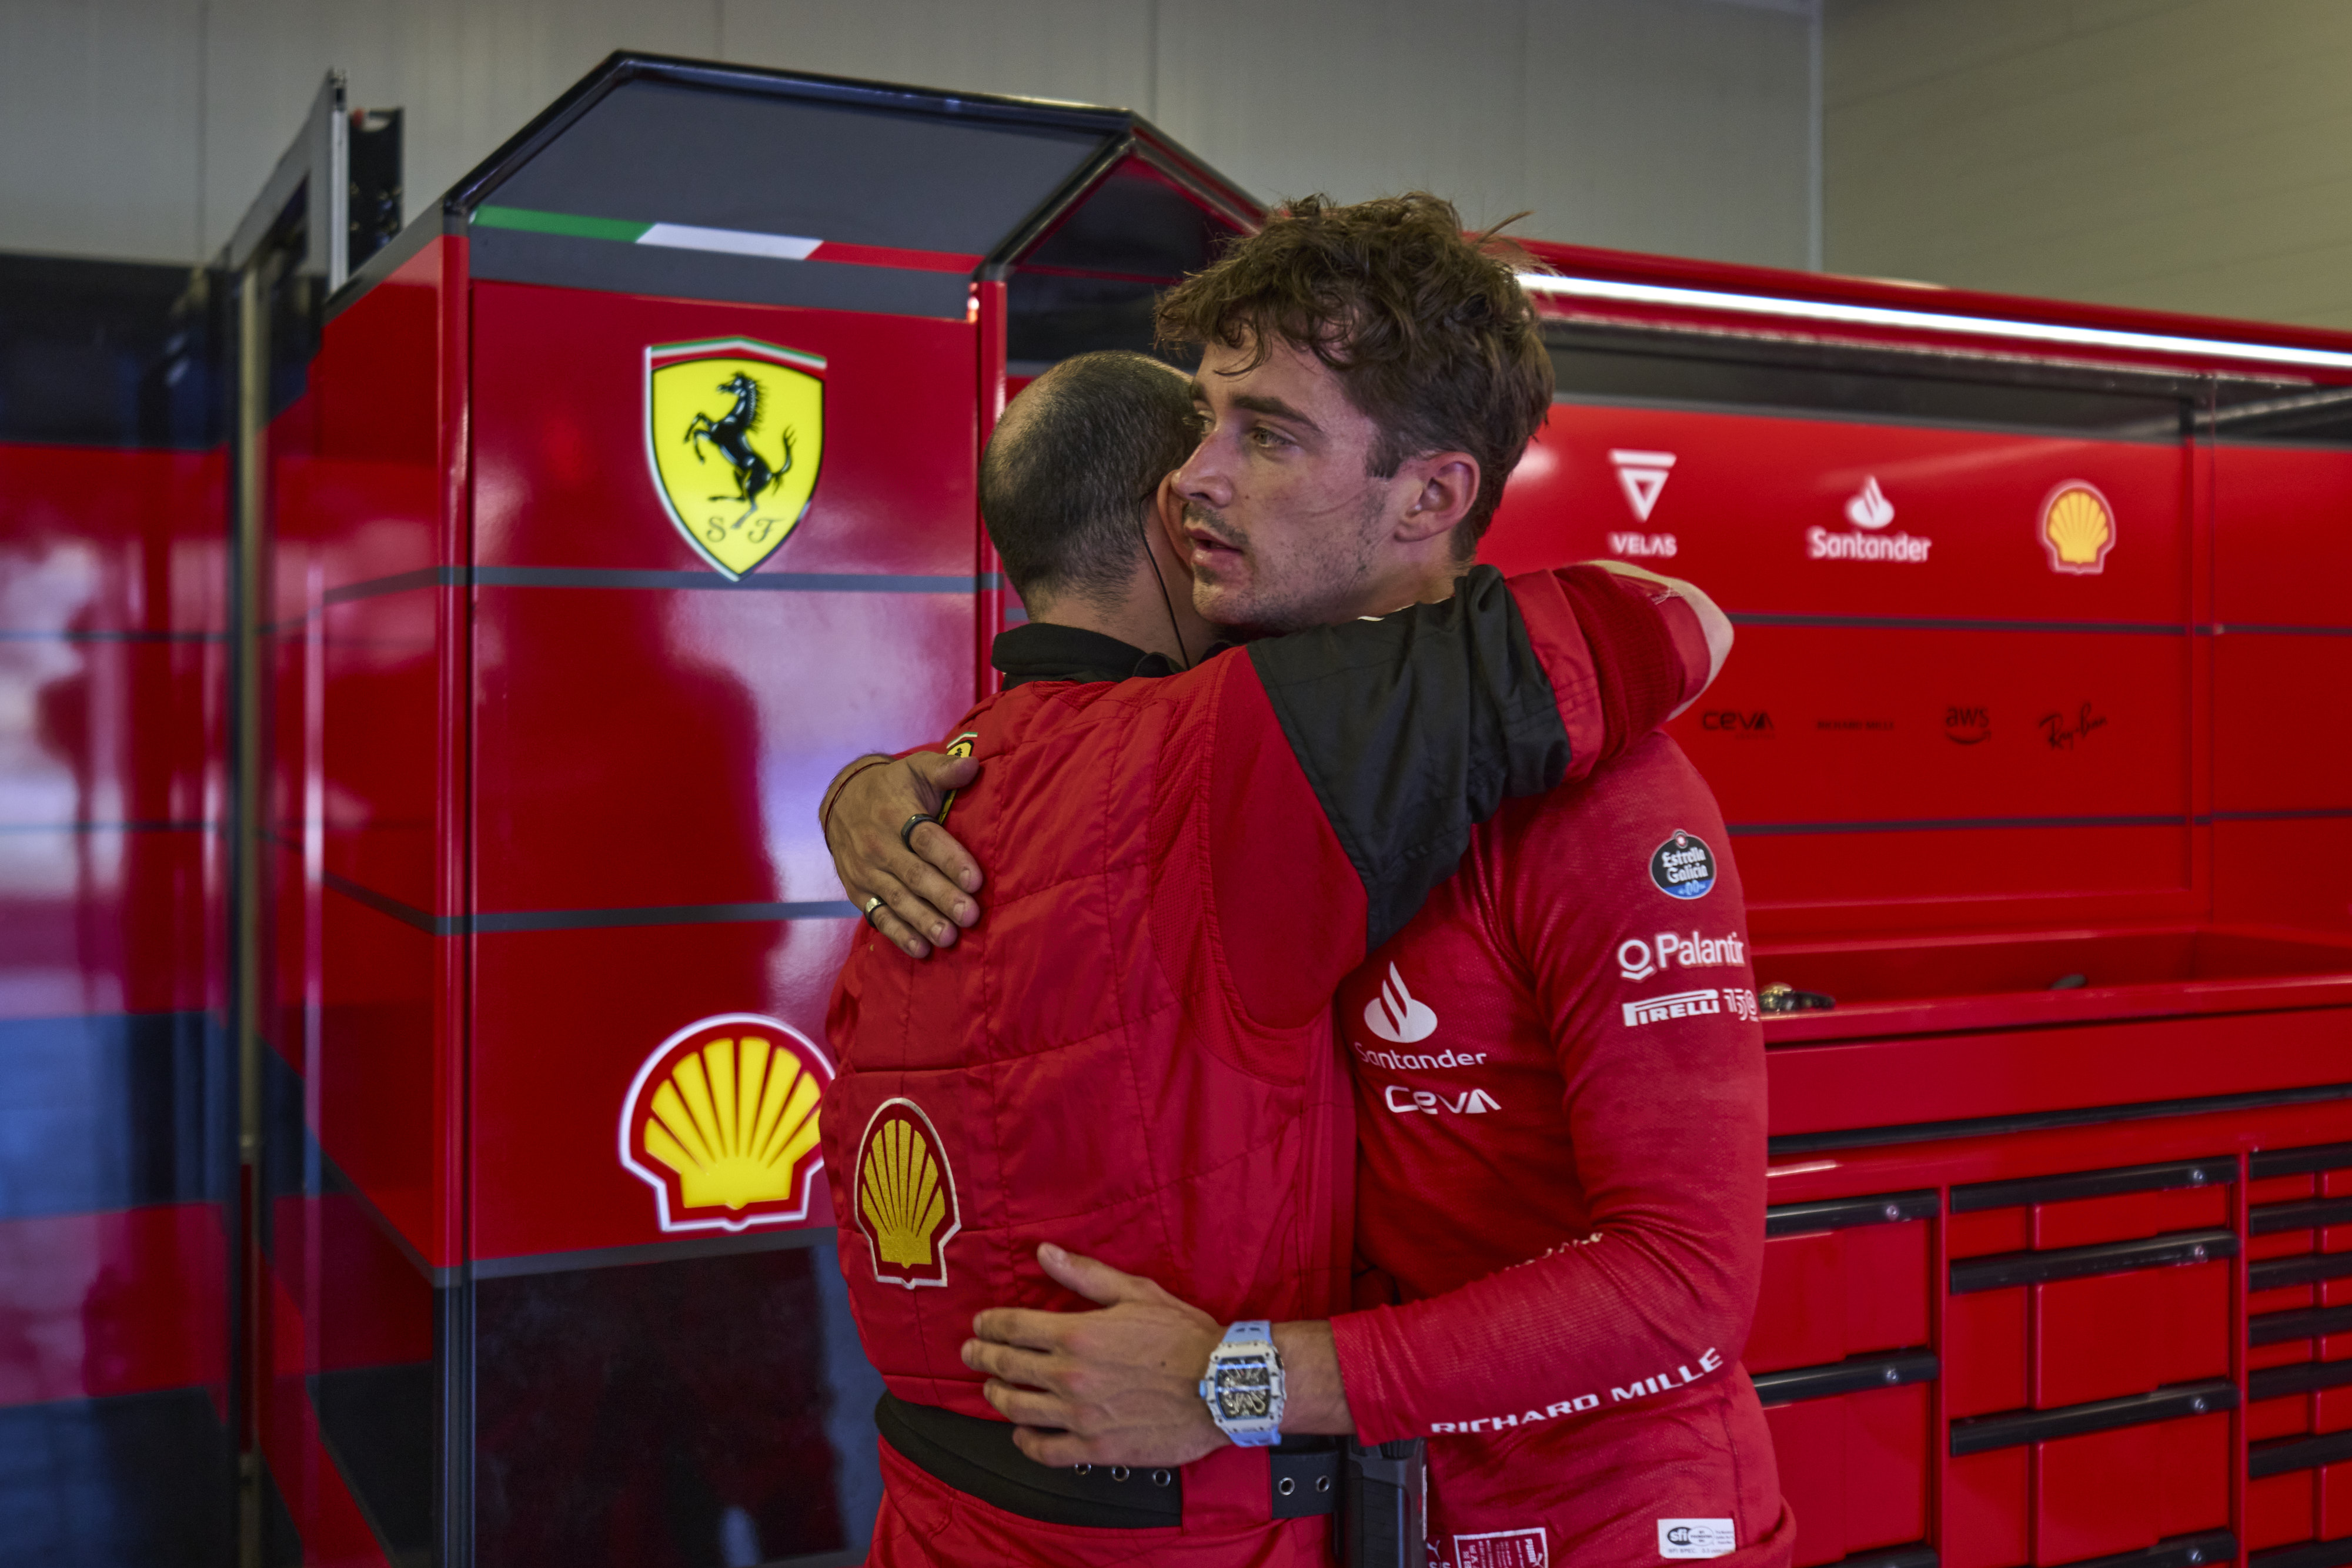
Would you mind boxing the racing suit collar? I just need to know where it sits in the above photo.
[991,621,1184,687]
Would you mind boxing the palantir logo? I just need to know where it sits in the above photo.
[1363,963,1438,1044]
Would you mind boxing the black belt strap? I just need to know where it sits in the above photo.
[874,1394,1344,1529]
[876,1393,1182,1529]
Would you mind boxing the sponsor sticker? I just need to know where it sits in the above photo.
[1624,988,1722,1028]
[1610,449,1675,523]
[2040,702,2108,751]
[1384,1084,1502,1116]
[1352,1041,1489,1071]
[1649,831,1716,900]
[1658,1520,1736,1560]
[1363,963,1438,1044]
[620,1014,834,1235]
[1457,1528,1549,1568]
[853,1098,963,1288]
[1808,475,1931,563]
[645,338,826,579]
[2040,480,2116,574]
[1945,705,1991,745]
[1619,930,1748,981]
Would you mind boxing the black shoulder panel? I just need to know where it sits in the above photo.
[1246,566,1568,952]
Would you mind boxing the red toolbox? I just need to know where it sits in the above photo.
[1479,243,2352,1568]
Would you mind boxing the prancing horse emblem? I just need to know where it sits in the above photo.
[646,339,826,579]
[685,372,791,524]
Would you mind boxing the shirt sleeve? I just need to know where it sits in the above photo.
[1211,564,1713,1028]
[1324,742,1769,1443]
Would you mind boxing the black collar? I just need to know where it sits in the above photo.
[990,621,1181,688]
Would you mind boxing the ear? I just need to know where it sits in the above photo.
[1391,452,1481,545]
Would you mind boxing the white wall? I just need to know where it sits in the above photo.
[0,0,1819,272]
[1826,0,2352,329]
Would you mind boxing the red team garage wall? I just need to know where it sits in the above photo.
[1478,241,2352,1568]
[11,49,2352,1568]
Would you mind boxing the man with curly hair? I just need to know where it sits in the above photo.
[830,194,1787,1566]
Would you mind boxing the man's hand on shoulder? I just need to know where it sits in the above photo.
[820,750,985,958]
[963,1245,1228,1467]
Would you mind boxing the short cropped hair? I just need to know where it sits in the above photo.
[980,351,1196,607]
[1154,192,1552,554]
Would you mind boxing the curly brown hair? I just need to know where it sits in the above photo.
[1154,192,1553,554]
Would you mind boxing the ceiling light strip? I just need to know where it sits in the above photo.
[1518,273,2352,373]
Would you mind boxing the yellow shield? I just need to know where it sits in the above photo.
[646,339,826,578]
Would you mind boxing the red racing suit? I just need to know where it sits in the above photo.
[1329,734,1792,1568]
[822,566,1712,1567]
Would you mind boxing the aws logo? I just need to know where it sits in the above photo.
[646,338,826,579]
[620,1014,834,1234]
[853,1098,962,1289]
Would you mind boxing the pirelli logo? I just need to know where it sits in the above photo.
[1623,988,1722,1028]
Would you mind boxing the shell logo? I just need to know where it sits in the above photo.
[619,1014,834,1235]
[852,1098,961,1288]
[2040,481,2117,575]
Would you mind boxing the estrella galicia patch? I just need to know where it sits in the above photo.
[1649,831,1717,901]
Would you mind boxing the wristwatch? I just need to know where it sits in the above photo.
[1198,1320,1285,1447]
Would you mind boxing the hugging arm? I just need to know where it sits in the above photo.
[822,561,1732,964]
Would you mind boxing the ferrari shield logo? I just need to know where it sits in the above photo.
[646,338,826,579]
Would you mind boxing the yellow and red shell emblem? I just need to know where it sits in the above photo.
[853,1098,962,1288]
[2040,480,2116,575]
[620,1014,834,1234]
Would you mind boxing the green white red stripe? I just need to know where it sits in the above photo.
[474,205,977,273]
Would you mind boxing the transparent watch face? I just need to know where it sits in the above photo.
[1213,1356,1276,1421]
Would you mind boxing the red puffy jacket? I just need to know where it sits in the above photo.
[823,565,1710,1566]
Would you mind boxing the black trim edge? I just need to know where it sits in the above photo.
[2251,1305,2352,1346]
[2249,1359,2352,1403]
[1949,1379,2237,1456]
[1769,1083,2352,1159]
[2251,1537,2352,1568]
[1751,1350,1937,1407]
[874,1393,1181,1529]
[1951,1158,2236,1214]
[2069,1533,2239,1568]
[2250,1429,2352,1480]
[1766,1190,1939,1238]
[1950,1229,2237,1295]
[2251,1141,2352,1179]
[2253,1197,2352,1235]
[1836,1550,1937,1568]
[2252,1252,2352,1293]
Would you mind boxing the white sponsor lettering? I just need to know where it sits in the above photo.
[1808,524,1931,563]
[1352,1041,1489,1071]
[1607,530,1678,559]
[1618,931,1745,982]
[1609,450,1676,522]
[1659,1520,1736,1560]
[1385,1084,1502,1116]
[1432,1350,1722,1435]
[1623,988,1722,1028]
[1726,987,1760,1023]
[1456,1527,1549,1568]
[1362,963,1438,1044]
